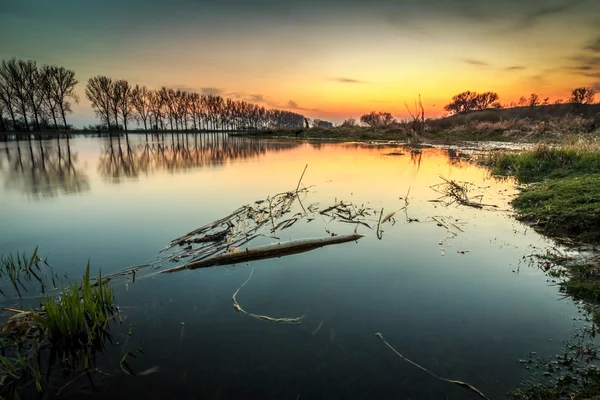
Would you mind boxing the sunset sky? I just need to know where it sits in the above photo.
[1,0,599,126]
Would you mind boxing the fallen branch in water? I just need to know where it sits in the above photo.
[160,234,365,273]
[431,175,497,209]
[232,268,303,324]
[375,332,489,400]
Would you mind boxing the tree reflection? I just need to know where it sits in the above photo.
[0,137,89,198]
[97,133,301,182]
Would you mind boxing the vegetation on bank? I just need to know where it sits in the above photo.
[240,111,600,144]
[487,143,600,243]
[486,142,600,399]
[0,250,118,398]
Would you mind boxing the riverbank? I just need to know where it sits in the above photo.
[486,142,600,399]
[236,113,600,144]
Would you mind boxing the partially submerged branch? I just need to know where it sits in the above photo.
[160,234,364,273]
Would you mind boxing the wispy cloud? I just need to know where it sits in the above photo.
[505,66,526,71]
[461,58,490,66]
[516,1,582,30]
[285,100,318,112]
[330,77,367,84]
[585,37,600,53]
[201,87,222,95]
[249,94,264,102]
[172,85,197,92]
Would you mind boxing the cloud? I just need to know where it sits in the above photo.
[461,58,489,66]
[285,100,318,112]
[330,77,367,84]
[172,85,197,92]
[201,87,222,95]
[585,37,600,53]
[517,1,580,29]
[249,94,264,102]
[505,66,526,71]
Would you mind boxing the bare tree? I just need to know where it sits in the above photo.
[405,95,424,143]
[570,87,596,105]
[528,93,540,107]
[0,58,30,131]
[131,85,151,131]
[114,80,133,132]
[0,74,17,130]
[39,65,61,130]
[86,76,114,130]
[49,66,78,130]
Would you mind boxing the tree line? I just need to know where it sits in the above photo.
[0,58,78,132]
[444,87,597,115]
[85,77,305,133]
[0,57,306,133]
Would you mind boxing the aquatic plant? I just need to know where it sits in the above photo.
[0,257,117,398]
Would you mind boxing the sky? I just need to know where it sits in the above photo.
[1,0,599,126]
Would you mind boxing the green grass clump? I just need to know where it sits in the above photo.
[490,145,600,183]
[0,257,117,397]
[511,175,600,243]
[33,263,115,345]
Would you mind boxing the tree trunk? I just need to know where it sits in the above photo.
[60,104,68,130]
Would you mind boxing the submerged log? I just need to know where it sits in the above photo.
[160,233,364,273]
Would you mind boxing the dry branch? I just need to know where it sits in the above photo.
[160,234,365,273]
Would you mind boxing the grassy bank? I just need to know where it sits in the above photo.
[487,143,600,243]
[487,142,600,399]
[237,113,600,144]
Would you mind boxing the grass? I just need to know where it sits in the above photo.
[486,143,600,243]
[489,143,600,183]
[237,113,599,145]
[0,254,117,397]
[488,141,600,399]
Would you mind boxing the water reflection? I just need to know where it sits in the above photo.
[97,133,301,182]
[0,137,89,199]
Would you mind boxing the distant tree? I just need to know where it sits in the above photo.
[0,58,31,130]
[528,93,540,107]
[114,80,133,132]
[554,98,564,105]
[39,65,61,130]
[86,76,114,130]
[491,102,503,109]
[517,96,528,107]
[20,60,44,130]
[444,91,498,114]
[0,73,17,130]
[311,119,322,128]
[444,91,478,115]
[360,111,395,127]
[570,87,596,105]
[542,97,550,106]
[131,85,151,131]
[473,92,499,110]
[48,66,78,130]
[341,118,358,127]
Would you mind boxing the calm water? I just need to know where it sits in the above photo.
[0,134,589,399]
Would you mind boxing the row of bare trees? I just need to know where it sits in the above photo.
[0,58,78,132]
[85,76,305,132]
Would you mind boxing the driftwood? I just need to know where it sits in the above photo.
[160,234,364,274]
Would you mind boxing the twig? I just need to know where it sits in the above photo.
[232,268,303,324]
[375,332,489,400]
